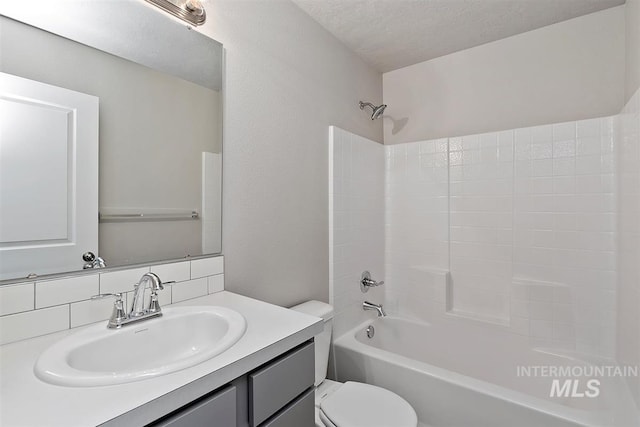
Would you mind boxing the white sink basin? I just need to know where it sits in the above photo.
[34,306,246,387]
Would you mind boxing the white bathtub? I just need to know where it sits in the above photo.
[333,316,639,427]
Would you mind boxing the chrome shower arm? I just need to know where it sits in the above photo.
[359,101,376,111]
[359,100,387,120]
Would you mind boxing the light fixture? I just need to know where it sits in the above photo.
[145,0,206,26]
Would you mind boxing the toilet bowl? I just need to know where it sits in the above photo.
[291,301,417,427]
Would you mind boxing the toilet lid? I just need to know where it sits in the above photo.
[320,381,417,427]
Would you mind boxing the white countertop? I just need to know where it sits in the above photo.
[0,291,323,426]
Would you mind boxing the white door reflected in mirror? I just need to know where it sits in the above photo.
[0,72,98,280]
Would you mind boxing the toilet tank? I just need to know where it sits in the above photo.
[290,300,333,387]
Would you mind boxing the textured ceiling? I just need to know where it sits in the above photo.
[291,0,625,72]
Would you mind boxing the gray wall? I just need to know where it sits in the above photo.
[627,0,640,101]
[200,0,383,306]
[382,6,625,143]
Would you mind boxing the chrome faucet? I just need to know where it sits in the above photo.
[363,301,386,317]
[131,272,163,317]
[92,272,167,329]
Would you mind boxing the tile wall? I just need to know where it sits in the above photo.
[329,126,385,337]
[449,131,515,323]
[384,116,618,357]
[384,138,449,318]
[617,88,640,404]
[512,118,617,356]
[0,256,225,345]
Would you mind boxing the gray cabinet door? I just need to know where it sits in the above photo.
[259,388,314,427]
[153,385,236,427]
[249,341,314,426]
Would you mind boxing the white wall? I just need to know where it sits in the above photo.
[198,0,382,306]
[383,6,625,144]
[627,0,640,101]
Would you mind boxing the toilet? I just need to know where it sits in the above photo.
[291,301,417,427]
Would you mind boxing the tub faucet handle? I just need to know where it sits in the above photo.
[361,271,384,293]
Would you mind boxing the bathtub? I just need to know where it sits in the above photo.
[333,316,639,427]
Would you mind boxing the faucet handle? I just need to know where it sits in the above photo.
[148,279,173,314]
[360,271,384,293]
[91,293,127,328]
[91,292,123,301]
[148,293,162,314]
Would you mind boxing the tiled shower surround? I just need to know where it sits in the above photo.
[331,91,640,360]
[329,127,385,337]
[386,117,617,357]
[617,89,640,405]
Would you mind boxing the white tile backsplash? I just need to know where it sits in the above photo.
[171,278,208,303]
[0,256,224,344]
[100,267,150,294]
[190,257,224,279]
[36,275,99,309]
[0,283,34,316]
[70,297,113,328]
[159,285,173,306]
[207,274,224,294]
[0,305,69,345]
[150,261,190,283]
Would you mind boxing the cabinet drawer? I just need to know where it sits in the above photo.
[259,387,314,427]
[249,341,314,426]
[152,385,236,427]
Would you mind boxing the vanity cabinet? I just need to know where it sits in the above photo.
[249,340,315,426]
[148,341,315,427]
[258,388,314,427]
[152,385,237,427]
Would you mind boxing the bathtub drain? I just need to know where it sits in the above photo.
[366,325,375,339]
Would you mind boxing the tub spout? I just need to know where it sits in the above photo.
[363,301,386,317]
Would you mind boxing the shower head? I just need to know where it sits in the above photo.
[359,101,387,120]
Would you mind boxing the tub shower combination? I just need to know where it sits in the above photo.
[329,97,640,426]
[334,315,636,427]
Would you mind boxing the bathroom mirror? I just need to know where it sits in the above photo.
[0,1,223,281]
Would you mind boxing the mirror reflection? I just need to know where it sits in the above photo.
[0,13,222,281]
